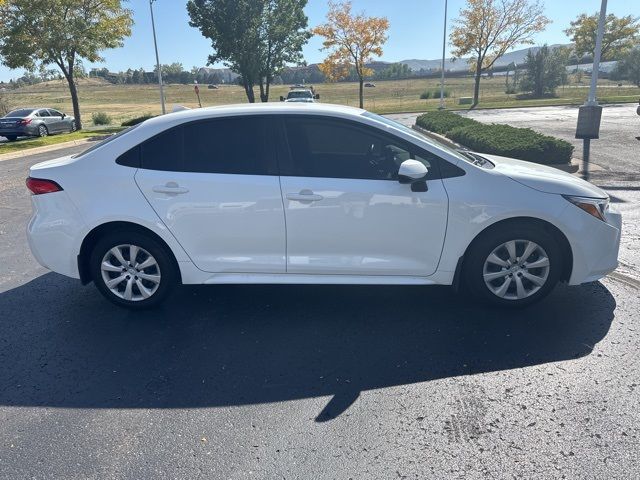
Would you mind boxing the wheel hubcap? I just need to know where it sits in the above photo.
[483,239,550,300]
[39,126,47,136]
[100,244,161,302]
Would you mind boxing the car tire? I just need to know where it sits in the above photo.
[463,223,561,308]
[69,121,76,133]
[38,125,48,137]
[6,135,17,142]
[90,231,178,309]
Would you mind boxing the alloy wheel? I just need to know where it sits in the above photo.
[100,244,161,301]
[38,125,48,137]
[482,239,550,300]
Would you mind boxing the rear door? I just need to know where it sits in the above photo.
[134,115,286,273]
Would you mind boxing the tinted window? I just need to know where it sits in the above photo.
[37,110,51,117]
[283,117,436,180]
[140,116,273,175]
[48,109,63,117]
[5,109,34,118]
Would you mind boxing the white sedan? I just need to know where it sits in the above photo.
[26,103,621,309]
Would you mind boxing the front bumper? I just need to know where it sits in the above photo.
[562,203,622,285]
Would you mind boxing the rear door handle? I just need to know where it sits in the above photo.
[152,182,189,195]
[286,189,323,202]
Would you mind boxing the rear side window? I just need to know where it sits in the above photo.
[135,116,274,175]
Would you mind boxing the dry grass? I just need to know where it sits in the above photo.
[3,75,639,126]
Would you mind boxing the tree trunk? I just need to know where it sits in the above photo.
[243,80,256,103]
[65,73,82,130]
[358,77,364,109]
[472,60,482,108]
[259,80,267,102]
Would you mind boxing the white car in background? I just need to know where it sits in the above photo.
[26,103,621,309]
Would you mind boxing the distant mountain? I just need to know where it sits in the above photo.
[399,44,571,72]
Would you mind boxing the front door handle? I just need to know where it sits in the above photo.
[152,182,189,195]
[286,189,323,202]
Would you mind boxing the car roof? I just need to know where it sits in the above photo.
[141,103,365,129]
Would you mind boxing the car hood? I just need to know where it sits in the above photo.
[480,153,607,198]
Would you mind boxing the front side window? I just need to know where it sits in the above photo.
[140,116,274,175]
[283,116,436,180]
[37,110,50,117]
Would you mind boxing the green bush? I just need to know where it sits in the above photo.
[121,114,155,127]
[415,111,479,135]
[419,89,451,100]
[91,112,112,126]
[447,123,573,164]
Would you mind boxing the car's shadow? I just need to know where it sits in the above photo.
[0,273,616,422]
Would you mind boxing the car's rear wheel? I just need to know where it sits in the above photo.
[38,125,48,137]
[463,223,561,307]
[90,231,178,309]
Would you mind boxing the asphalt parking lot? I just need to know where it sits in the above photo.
[1,112,639,478]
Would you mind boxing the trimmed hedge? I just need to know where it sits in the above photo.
[415,111,573,165]
[415,111,478,135]
[122,114,155,127]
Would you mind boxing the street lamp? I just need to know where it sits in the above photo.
[439,0,448,110]
[575,0,607,180]
[149,0,166,115]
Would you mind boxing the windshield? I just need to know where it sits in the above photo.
[288,91,313,99]
[361,111,469,163]
[5,109,35,118]
[72,124,140,158]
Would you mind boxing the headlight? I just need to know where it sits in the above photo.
[563,195,609,222]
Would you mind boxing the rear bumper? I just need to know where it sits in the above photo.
[27,191,86,279]
[563,204,622,285]
[0,126,37,137]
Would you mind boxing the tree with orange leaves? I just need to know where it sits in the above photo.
[313,1,389,109]
[450,0,550,107]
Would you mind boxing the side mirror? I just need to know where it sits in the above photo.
[314,94,320,100]
[280,96,285,102]
[61,113,66,118]
[398,160,428,192]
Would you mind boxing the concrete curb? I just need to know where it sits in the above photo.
[0,138,98,162]
[412,124,581,174]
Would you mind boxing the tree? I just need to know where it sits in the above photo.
[519,45,568,98]
[377,63,412,80]
[564,13,640,61]
[611,48,640,87]
[450,0,550,107]
[188,0,310,103]
[313,1,389,108]
[0,0,133,129]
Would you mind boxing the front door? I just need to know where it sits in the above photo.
[135,115,286,274]
[278,116,449,276]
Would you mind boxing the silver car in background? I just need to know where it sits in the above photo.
[0,108,76,141]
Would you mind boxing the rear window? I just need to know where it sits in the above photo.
[5,109,35,117]
[133,116,274,175]
[73,124,141,159]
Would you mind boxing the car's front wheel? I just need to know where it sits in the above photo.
[69,120,76,133]
[90,231,178,309]
[464,223,561,307]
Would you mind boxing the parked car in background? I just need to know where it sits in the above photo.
[0,108,76,141]
[365,82,376,88]
[280,89,320,103]
[25,104,621,310]
[636,98,640,116]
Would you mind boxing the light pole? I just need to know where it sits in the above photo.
[575,0,607,181]
[439,0,448,110]
[149,0,166,115]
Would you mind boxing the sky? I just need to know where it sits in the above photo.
[0,0,638,82]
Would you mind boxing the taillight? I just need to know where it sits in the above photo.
[19,119,32,125]
[26,177,63,195]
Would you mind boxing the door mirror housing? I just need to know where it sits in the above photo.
[398,160,429,192]
[61,113,66,118]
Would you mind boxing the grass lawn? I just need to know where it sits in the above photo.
[3,75,639,126]
[0,127,123,154]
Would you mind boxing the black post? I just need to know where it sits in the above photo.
[582,138,590,181]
